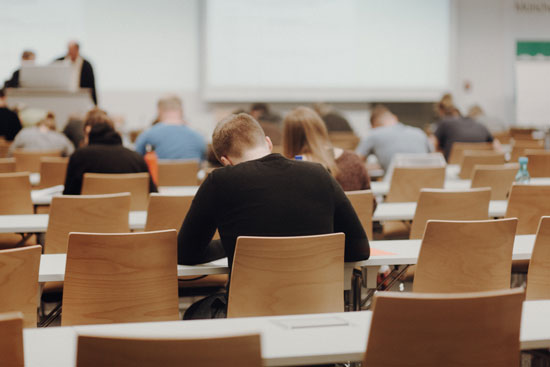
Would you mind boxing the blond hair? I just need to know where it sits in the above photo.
[282,107,339,177]
[157,96,183,113]
[212,113,266,161]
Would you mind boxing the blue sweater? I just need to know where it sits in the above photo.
[135,123,206,160]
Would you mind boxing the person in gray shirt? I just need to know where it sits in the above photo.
[9,112,74,156]
[356,105,432,172]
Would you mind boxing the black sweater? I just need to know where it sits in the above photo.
[177,153,370,268]
[63,124,157,195]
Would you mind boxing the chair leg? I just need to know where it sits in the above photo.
[39,303,62,327]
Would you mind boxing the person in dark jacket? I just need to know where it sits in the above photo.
[56,41,97,104]
[63,108,156,195]
[4,50,35,89]
[0,88,22,141]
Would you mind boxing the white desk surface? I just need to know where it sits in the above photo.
[21,300,550,366]
[37,235,536,283]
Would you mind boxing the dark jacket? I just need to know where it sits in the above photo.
[63,123,157,195]
[4,70,20,88]
[55,57,97,104]
[177,153,370,269]
[0,107,23,141]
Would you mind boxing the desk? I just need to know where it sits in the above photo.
[21,301,550,366]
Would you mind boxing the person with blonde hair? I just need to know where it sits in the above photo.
[283,106,370,191]
[8,111,74,156]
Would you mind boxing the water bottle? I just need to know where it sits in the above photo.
[515,156,530,184]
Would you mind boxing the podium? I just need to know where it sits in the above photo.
[5,88,94,130]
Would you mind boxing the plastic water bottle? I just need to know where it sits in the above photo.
[515,156,530,184]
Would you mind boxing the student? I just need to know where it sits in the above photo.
[283,106,371,192]
[0,88,22,141]
[134,96,206,160]
[9,112,74,156]
[356,104,432,172]
[178,113,369,318]
[63,108,157,195]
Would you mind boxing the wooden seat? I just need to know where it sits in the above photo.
[526,217,550,300]
[364,289,524,367]
[0,246,41,328]
[13,150,62,173]
[525,150,550,177]
[410,188,491,239]
[227,233,344,318]
[0,312,24,367]
[38,157,69,188]
[470,164,518,200]
[447,142,493,165]
[413,219,517,293]
[328,132,360,150]
[386,167,446,202]
[45,193,131,254]
[157,160,199,186]
[0,172,33,215]
[505,184,550,234]
[62,230,179,326]
[76,333,262,367]
[345,190,373,239]
[0,158,15,173]
[82,172,150,211]
[458,150,506,179]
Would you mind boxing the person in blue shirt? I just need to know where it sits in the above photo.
[135,96,206,160]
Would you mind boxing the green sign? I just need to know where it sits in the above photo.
[517,41,550,56]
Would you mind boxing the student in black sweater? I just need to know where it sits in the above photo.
[178,114,369,318]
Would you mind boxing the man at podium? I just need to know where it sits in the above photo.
[56,41,97,105]
[3,50,36,88]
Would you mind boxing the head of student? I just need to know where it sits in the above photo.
[157,95,184,124]
[212,113,272,166]
[83,107,117,144]
[370,104,398,128]
[37,112,57,131]
[437,93,460,118]
[282,106,338,175]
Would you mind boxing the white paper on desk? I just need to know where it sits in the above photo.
[272,316,349,330]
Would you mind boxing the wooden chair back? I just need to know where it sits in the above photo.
[157,160,200,186]
[45,193,131,254]
[414,219,517,293]
[76,333,262,367]
[506,184,550,234]
[145,194,193,232]
[470,164,518,200]
[458,150,506,179]
[410,188,491,239]
[345,190,373,239]
[38,156,69,188]
[525,150,550,178]
[0,158,15,173]
[526,217,550,300]
[510,140,544,163]
[0,172,33,214]
[328,132,360,150]
[386,167,445,203]
[82,172,150,211]
[13,149,61,173]
[0,139,10,158]
[0,312,24,367]
[447,142,493,165]
[62,230,179,326]
[0,246,41,328]
[364,289,524,367]
[228,233,345,318]
[510,127,536,140]
[493,130,512,144]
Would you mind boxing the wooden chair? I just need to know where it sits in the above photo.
[493,130,512,145]
[386,167,446,203]
[510,127,536,140]
[45,193,131,254]
[38,157,69,188]
[157,160,200,186]
[506,184,550,235]
[0,172,33,215]
[458,150,506,179]
[470,164,518,200]
[413,219,517,293]
[0,312,24,367]
[509,140,544,163]
[526,217,550,300]
[525,150,550,178]
[227,233,344,318]
[409,188,491,239]
[447,142,493,165]
[76,333,262,367]
[364,289,524,367]
[345,190,373,239]
[62,230,179,326]
[0,246,41,328]
[328,132,360,150]
[82,172,150,211]
[0,139,11,158]
[0,158,15,173]
[13,150,62,173]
